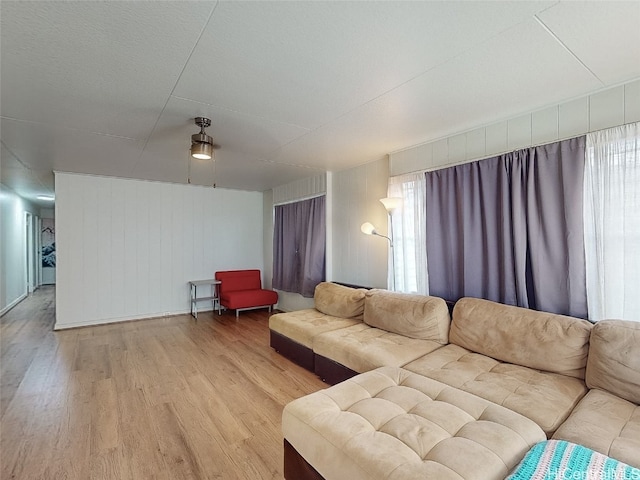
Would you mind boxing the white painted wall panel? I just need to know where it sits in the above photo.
[0,184,38,315]
[465,128,486,161]
[159,183,174,314]
[135,181,151,315]
[147,182,163,313]
[432,139,448,167]
[96,177,112,319]
[532,106,559,146]
[485,121,508,156]
[82,178,99,322]
[590,86,625,132]
[507,115,531,150]
[262,189,274,291]
[448,134,466,164]
[331,156,389,289]
[390,79,639,176]
[55,172,263,329]
[625,80,640,123]
[558,97,590,140]
[272,173,326,205]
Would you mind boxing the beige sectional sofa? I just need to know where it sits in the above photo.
[403,297,592,436]
[269,282,367,372]
[552,320,640,466]
[269,283,640,479]
[313,289,449,383]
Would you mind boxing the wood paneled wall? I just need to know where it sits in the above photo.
[55,173,263,329]
[391,79,640,176]
[330,156,389,290]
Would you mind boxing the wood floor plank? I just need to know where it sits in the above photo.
[0,287,326,479]
[91,378,120,453]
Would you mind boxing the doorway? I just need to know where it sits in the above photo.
[24,212,38,293]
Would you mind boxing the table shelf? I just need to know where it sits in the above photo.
[188,279,221,319]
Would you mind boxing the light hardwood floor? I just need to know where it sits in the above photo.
[1,287,326,479]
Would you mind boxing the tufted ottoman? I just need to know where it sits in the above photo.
[282,366,546,480]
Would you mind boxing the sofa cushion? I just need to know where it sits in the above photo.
[403,344,588,436]
[552,389,640,469]
[450,297,592,379]
[314,282,367,319]
[313,323,444,374]
[282,366,545,480]
[215,269,262,292]
[269,309,361,349]
[586,319,640,404]
[363,290,449,342]
[221,289,278,310]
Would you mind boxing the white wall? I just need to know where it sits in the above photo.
[54,172,264,329]
[331,157,389,289]
[391,79,640,175]
[262,189,274,290]
[0,184,38,316]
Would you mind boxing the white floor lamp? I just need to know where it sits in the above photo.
[360,197,402,291]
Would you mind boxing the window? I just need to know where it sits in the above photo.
[272,196,326,297]
[584,122,640,321]
[388,173,428,294]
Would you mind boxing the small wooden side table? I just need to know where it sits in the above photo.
[188,279,221,319]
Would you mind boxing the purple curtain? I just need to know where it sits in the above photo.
[273,196,326,297]
[425,137,587,318]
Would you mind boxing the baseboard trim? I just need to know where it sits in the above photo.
[0,292,28,318]
[53,307,217,330]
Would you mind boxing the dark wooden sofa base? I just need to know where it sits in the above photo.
[269,330,315,371]
[314,354,359,385]
[284,439,326,480]
[269,331,359,385]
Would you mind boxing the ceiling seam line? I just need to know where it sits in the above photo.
[0,116,140,141]
[533,15,604,86]
[170,95,312,132]
[1,140,54,194]
[129,2,220,175]
[267,16,542,159]
[1,140,32,171]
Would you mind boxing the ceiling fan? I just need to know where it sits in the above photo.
[188,117,221,187]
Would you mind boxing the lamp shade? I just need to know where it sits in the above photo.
[380,197,402,213]
[361,222,376,235]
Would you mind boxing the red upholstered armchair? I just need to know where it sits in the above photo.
[215,270,278,318]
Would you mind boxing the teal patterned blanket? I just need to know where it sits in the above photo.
[507,440,640,480]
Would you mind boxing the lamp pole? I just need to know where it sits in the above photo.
[389,213,395,291]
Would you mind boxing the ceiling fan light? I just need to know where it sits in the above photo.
[190,118,214,160]
[191,142,213,160]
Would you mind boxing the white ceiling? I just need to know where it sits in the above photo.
[2,1,639,206]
